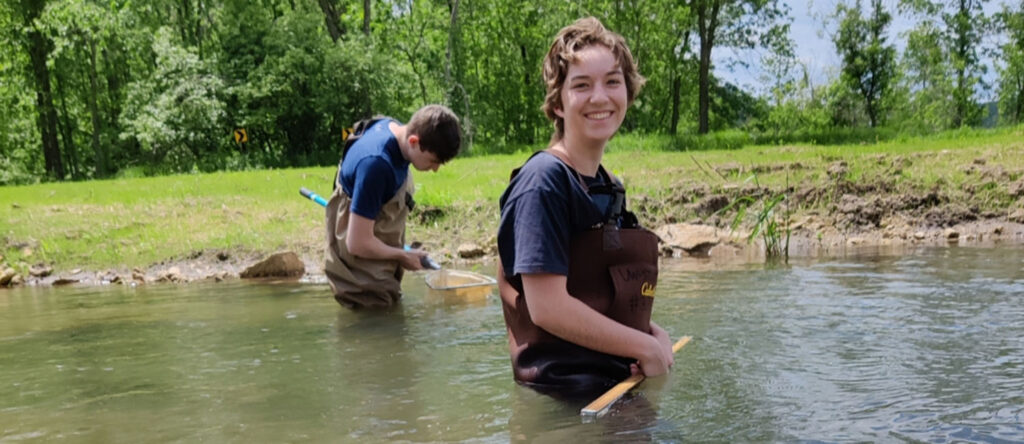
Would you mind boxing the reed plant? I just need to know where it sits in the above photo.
[725,193,791,260]
[719,174,791,261]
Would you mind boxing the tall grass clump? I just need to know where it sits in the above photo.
[723,193,791,260]
[717,173,791,261]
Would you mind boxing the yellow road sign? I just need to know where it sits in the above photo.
[234,128,248,143]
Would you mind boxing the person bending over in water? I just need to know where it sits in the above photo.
[326,105,461,309]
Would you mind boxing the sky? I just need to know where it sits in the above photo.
[714,0,841,93]
[714,0,1008,100]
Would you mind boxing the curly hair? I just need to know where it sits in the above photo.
[541,17,645,143]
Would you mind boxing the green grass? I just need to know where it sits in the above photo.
[1,168,333,270]
[2,124,1022,273]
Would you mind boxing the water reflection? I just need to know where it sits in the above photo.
[506,387,663,442]
[331,306,424,440]
[1,246,1022,442]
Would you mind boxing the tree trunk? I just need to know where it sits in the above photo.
[696,0,720,135]
[950,0,974,127]
[866,97,877,127]
[697,43,712,134]
[362,0,371,35]
[179,0,193,46]
[670,75,681,135]
[1016,76,1024,123]
[195,0,206,58]
[445,0,459,90]
[520,44,529,86]
[317,0,343,42]
[86,35,108,177]
[26,21,64,179]
[54,66,79,180]
[103,46,123,132]
[670,30,691,135]
[445,0,472,146]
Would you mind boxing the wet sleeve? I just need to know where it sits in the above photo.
[511,187,572,277]
[349,157,397,220]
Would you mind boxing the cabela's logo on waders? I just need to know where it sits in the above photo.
[641,282,655,297]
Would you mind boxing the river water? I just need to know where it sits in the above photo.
[1,246,1022,442]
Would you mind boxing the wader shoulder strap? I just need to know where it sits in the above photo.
[542,149,627,224]
[334,116,388,191]
[507,149,633,226]
[542,149,623,191]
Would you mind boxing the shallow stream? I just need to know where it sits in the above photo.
[2,246,1022,442]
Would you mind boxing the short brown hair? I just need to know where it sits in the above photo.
[406,104,462,163]
[541,17,645,142]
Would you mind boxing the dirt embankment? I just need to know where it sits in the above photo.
[3,155,1024,288]
[639,156,1024,258]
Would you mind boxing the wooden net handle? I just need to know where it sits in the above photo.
[580,336,692,417]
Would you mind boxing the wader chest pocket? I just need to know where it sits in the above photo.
[608,263,657,331]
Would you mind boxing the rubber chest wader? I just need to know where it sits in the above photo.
[325,174,413,309]
[498,150,660,396]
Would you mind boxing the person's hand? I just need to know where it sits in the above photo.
[398,248,428,270]
[650,322,674,369]
[634,335,672,377]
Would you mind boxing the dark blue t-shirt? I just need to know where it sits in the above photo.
[338,119,409,219]
[497,152,616,281]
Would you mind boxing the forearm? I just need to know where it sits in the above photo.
[537,295,657,360]
[344,212,404,261]
[347,234,404,261]
[523,274,657,362]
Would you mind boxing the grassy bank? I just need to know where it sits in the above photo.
[2,125,1022,276]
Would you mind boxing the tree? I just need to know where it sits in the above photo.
[834,0,896,127]
[592,0,697,134]
[754,54,830,141]
[317,0,345,42]
[16,0,64,179]
[690,0,792,134]
[377,1,447,106]
[444,0,462,127]
[0,1,41,184]
[895,21,957,131]
[218,1,416,167]
[434,0,569,148]
[900,0,990,127]
[363,0,371,36]
[45,1,116,178]
[947,0,989,126]
[996,1,1024,124]
[119,28,228,173]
